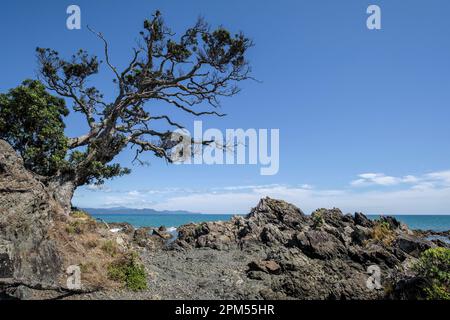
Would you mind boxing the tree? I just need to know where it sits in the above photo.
[0,80,68,177]
[2,11,252,214]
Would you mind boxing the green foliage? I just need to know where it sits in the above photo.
[311,209,325,229]
[0,80,69,176]
[414,247,450,300]
[68,149,130,185]
[0,80,130,185]
[108,253,147,291]
[66,220,84,234]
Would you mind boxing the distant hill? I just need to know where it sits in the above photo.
[83,207,201,215]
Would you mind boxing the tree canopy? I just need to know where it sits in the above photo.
[0,80,68,176]
[1,11,252,191]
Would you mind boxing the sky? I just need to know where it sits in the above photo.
[1,0,450,214]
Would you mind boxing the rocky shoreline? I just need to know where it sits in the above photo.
[95,198,448,300]
[1,139,449,300]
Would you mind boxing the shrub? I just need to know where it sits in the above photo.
[101,240,118,257]
[311,209,325,229]
[413,247,450,300]
[371,220,395,246]
[108,253,147,291]
[66,220,84,234]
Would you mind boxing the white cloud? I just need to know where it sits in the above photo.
[351,173,406,186]
[149,184,450,215]
[425,170,450,186]
[74,170,450,215]
[351,170,450,189]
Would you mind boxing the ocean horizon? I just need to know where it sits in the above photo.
[89,213,450,232]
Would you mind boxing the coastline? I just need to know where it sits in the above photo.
[90,212,450,232]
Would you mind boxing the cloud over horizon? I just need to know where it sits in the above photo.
[73,170,450,215]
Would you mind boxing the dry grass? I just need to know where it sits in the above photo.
[70,210,91,220]
[101,240,119,257]
[371,221,396,246]
[49,215,137,291]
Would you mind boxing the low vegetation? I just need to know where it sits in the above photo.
[311,209,325,229]
[371,220,396,246]
[108,253,148,291]
[101,240,119,257]
[65,220,84,234]
[413,247,450,300]
[70,209,91,219]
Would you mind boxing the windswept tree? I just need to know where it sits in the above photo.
[0,11,252,214]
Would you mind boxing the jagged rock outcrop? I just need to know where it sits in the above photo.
[170,197,443,300]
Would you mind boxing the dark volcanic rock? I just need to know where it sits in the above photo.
[292,230,346,259]
[395,235,434,258]
[351,226,371,245]
[390,276,429,300]
[354,212,374,228]
[165,197,444,300]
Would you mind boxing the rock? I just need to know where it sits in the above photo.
[320,208,345,228]
[351,226,371,246]
[133,228,165,249]
[263,260,281,274]
[116,236,125,246]
[159,197,448,300]
[354,212,373,228]
[260,225,288,245]
[395,235,434,258]
[153,229,173,240]
[108,222,134,235]
[390,277,428,300]
[379,216,402,230]
[247,197,306,229]
[0,140,63,296]
[248,260,281,275]
[292,230,346,259]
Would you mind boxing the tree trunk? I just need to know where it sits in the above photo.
[47,175,77,215]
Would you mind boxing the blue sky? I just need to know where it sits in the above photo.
[1,0,450,214]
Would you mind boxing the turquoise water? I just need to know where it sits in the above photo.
[90,213,450,232]
[91,214,239,228]
[368,215,450,232]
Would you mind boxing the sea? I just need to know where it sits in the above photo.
[90,213,450,232]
